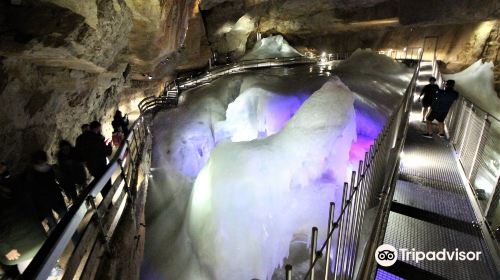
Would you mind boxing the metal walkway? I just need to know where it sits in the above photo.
[375,62,499,279]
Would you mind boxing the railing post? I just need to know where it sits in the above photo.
[459,104,474,156]
[285,264,293,280]
[343,171,357,280]
[118,156,135,204]
[324,202,335,280]
[87,196,111,254]
[468,115,489,181]
[349,160,365,278]
[451,98,466,145]
[334,183,349,280]
[310,227,319,280]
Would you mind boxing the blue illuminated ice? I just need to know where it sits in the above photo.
[142,51,413,280]
[214,89,305,142]
[188,78,356,280]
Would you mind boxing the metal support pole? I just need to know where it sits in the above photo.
[451,99,466,144]
[459,104,474,155]
[324,202,336,280]
[310,227,318,280]
[349,160,365,278]
[347,165,362,277]
[343,171,357,279]
[468,116,488,180]
[87,196,111,254]
[334,183,349,280]
[338,181,352,280]
[118,157,135,204]
[285,264,292,280]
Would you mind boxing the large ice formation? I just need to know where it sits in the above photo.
[443,60,500,119]
[241,35,303,61]
[214,89,306,142]
[142,51,413,280]
[188,78,357,280]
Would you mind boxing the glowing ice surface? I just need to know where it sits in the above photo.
[443,59,500,120]
[214,89,306,142]
[142,51,413,280]
[241,35,303,61]
[188,78,356,280]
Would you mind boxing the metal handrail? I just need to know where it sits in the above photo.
[21,116,150,280]
[176,56,316,91]
[357,50,423,280]
[288,50,424,280]
[436,70,500,123]
[438,66,500,269]
[20,54,320,280]
[22,50,425,279]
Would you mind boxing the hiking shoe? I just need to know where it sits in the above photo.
[422,133,433,138]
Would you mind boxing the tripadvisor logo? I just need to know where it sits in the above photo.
[375,244,483,267]
[375,244,398,267]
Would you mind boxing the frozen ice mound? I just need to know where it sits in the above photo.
[335,49,410,76]
[187,78,357,280]
[241,35,303,61]
[443,60,500,120]
[142,54,413,279]
[214,88,305,142]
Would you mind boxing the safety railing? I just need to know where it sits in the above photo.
[138,95,178,115]
[378,47,422,61]
[176,56,315,91]
[19,54,319,279]
[138,56,319,117]
[284,51,423,280]
[443,85,500,238]
[21,115,151,279]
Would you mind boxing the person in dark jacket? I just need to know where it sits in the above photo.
[424,80,459,138]
[418,77,439,122]
[0,163,46,274]
[111,110,129,136]
[56,140,87,203]
[25,151,68,231]
[82,121,113,196]
[75,124,90,162]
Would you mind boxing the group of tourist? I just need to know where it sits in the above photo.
[0,110,129,278]
[418,77,459,138]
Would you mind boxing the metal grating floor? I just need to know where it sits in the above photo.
[375,268,405,280]
[393,179,475,222]
[377,67,499,280]
[383,212,495,280]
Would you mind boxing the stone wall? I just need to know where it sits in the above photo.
[295,20,500,93]
[0,0,202,170]
[200,0,499,92]
[0,0,498,170]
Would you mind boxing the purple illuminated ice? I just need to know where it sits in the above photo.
[187,78,357,280]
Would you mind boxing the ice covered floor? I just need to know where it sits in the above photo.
[141,51,413,280]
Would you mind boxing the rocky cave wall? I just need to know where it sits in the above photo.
[0,0,499,170]
[0,0,209,170]
[200,0,499,91]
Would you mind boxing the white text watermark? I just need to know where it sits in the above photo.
[375,244,482,267]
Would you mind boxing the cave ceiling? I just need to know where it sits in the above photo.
[0,0,498,80]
